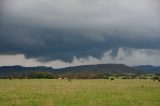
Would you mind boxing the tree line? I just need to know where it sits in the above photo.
[1,71,159,81]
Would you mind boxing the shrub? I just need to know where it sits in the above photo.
[121,77,126,79]
[152,76,159,81]
[110,78,114,80]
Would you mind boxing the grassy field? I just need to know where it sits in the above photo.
[0,79,160,106]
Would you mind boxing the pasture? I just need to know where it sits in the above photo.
[0,79,160,106]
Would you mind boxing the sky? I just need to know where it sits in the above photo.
[0,0,160,68]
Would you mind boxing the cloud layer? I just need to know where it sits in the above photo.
[1,48,160,68]
[0,0,160,64]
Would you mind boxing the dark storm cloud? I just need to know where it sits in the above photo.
[0,0,160,62]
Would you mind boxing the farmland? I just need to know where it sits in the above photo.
[0,79,160,106]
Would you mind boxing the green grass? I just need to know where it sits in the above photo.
[0,79,160,106]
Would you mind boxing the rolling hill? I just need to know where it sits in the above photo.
[0,64,144,78]
[0,64,160,78]
[135,65,160,73]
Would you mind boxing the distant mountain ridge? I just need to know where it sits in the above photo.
[0,64,159,78]
[135,65,160,73]
[0,65,54,77]
[56,64,141,74]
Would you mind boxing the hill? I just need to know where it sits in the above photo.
[135,65,160,73]
[56,64,141,74]
[0,65,54,77]
[0,64,143,78]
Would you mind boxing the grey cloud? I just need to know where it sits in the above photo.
[0,0,160,62]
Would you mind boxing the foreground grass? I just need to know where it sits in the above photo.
[0,79,160,106]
